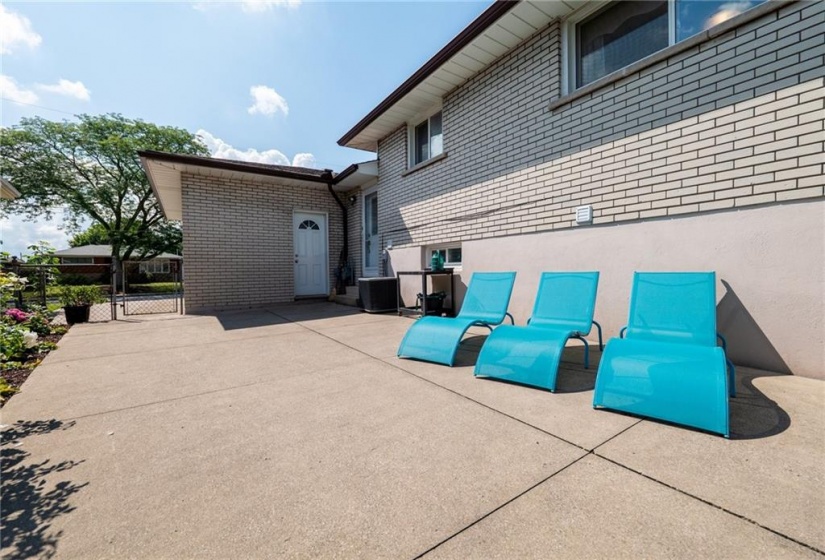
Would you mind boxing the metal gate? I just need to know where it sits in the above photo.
[120,260,183,316]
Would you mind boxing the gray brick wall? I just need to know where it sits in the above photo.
[181,173,343,312]
[368,0,824,252]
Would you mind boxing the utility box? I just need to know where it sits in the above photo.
[358,277,398,313]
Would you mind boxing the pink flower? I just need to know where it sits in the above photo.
[4,308,30,323]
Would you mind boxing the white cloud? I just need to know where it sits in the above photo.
[192,0,300,13]
[1,211,73,259]
[704,2,753,30]
[0,4,42,55]
[240,0,301,13]
[0,74,38,105]
[36,79,91,101]
[247,85,289,118]
[197,129,316,168]
[291,153,316,169]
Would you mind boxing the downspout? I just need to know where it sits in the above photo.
[324,170,349,291]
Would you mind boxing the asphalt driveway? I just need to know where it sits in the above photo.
[2,302,823,559]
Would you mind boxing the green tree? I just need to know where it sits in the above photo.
[68,223,109,247]
[0,113,205,265]
[69,222,183,255]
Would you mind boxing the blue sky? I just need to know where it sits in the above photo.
[1,0,488,257]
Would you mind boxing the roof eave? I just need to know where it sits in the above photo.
[1,177,22,200]
[138,150,334,183]
[336,0,519,150]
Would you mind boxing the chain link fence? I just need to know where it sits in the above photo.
[5,263,116,324]
[5,259,184,322]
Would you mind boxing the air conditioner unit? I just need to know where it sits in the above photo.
[358,277,398,313]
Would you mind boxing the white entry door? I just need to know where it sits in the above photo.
[363,190,379,277]
[294,212,328,296]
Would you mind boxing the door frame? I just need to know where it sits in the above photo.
[293,210,329,297]
[362,185,380,278]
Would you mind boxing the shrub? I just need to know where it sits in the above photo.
[0,378,18,403]
[5,308,30,323]
[57,273,98,286]
[24,307,54,337]
[57,285,106,307]
[1,323,37,361]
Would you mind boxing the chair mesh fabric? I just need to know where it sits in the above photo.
[458,272,517,323]
[626,272,717,346]
[528,272,599,333]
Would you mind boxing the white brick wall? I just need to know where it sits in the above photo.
[181,173,344,313]
[365,1,824,253]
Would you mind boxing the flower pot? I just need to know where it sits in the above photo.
[64,305,91,325]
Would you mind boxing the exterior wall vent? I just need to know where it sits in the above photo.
[575,205,593,224]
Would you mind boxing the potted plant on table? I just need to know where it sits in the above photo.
[58,285,106,325]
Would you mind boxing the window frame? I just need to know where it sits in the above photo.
[561,0,763,94]
[408,107,444,168]
[426,243,462,269]
[139,259,171,274]
[61,257,94,264]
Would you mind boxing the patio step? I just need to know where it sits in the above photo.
[334,286,360,308]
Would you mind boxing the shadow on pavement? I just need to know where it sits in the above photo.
[214,302,364,331]
[729,369,792,440]
[1,420,87,560]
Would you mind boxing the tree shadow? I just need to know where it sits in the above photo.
[1,420,88,560]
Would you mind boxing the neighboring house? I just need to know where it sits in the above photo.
[54,245,183,280]
[142,0,823,380]
[1,178,21,200]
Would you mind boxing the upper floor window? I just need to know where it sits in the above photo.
[61,257,94,264]
[410,111,443,166]
[567,0,768,91]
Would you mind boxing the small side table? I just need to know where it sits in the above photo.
[396,269,455,317]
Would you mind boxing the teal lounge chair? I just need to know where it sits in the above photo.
[397,271,516,366]
[593,272,735,437]
[474,272,602,391]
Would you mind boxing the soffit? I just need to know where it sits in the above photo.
[340,0,582,151]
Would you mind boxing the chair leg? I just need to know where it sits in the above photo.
[727,359,736,398]
[573,334,590,369]
[593,320,604,351]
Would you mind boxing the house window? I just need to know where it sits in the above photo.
[61,257,94,264]
[139,259,171,274]
[567,0,768,90]
[428,245,462,268]
[410,111,443,166]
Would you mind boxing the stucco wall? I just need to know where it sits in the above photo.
[389,201,825,377]
[180,173,343,313]
[372,0,824,377]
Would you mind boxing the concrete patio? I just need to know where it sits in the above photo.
[1,302,823,559]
